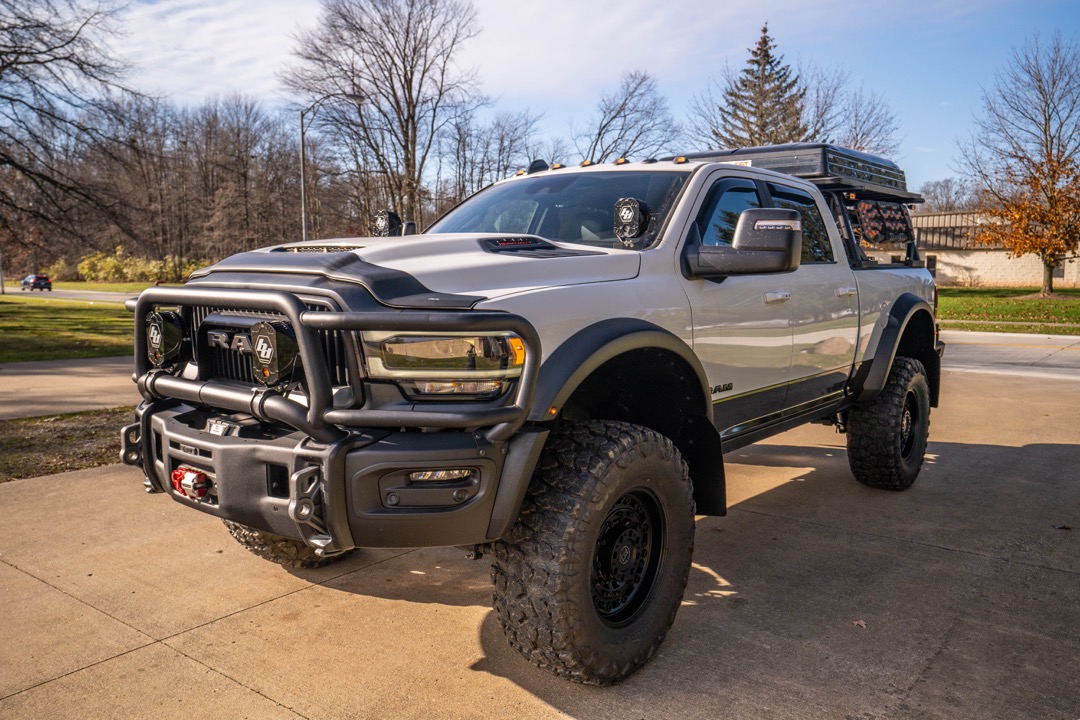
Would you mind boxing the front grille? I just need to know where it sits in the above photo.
[188,303,351,387]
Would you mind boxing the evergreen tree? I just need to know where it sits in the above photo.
[715,24,806,148]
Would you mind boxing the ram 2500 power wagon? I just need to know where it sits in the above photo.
[121,142,944,684]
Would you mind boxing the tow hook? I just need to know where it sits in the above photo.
[171,467,212,501]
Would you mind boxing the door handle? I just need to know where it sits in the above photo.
[763,291,792,304]
[836,287,858,298]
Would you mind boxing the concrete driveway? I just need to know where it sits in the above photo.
[0,356,141,420]
[1,369,1077,719]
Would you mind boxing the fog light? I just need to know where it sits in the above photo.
[408,469,474,483]
[400,380,506,399]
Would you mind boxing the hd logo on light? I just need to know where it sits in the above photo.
[247,320,299,387]
[255,335,274,363]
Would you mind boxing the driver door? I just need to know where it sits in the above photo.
[680,173,794,438]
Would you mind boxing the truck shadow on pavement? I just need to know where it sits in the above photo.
[300,434,1079,719]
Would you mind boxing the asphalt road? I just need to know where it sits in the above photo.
[2,287,136,304]
[1,369,1077,719]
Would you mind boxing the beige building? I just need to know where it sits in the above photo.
[907,212,1079,288]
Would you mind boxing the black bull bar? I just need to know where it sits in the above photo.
[131,287,541,444]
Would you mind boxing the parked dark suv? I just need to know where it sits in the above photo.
[20,274,52,291]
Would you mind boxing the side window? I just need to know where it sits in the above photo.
[766,182,834,263]
[694,178,761,246]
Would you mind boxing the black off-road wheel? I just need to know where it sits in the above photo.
[490,420,696,685]
[222,520,353,569]
[846,356,931,490]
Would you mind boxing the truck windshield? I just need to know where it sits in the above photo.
[427,171,688,248]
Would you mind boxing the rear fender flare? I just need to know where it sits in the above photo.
[851,293,939,404]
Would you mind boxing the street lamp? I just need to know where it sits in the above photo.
[299,92,363,243]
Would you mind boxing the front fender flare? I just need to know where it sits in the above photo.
[528,318,713,424]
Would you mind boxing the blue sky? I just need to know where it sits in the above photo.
[117,0,1080,189]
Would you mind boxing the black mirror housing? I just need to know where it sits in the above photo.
[687,208,802,278]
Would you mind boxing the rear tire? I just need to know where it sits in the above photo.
[490,420,695,685]
[846,357,930,490]
[222,520,353,568]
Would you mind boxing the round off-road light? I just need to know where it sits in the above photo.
[146,311,184,368]
[249,320,299,387]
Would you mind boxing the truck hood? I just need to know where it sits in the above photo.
[342,233,640,299]
[188,233,641,309]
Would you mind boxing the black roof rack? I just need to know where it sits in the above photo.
[673,143,924,204]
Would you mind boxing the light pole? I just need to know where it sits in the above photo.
[299,92,363,243]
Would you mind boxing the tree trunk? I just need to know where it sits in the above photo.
[1041,258,1056,296]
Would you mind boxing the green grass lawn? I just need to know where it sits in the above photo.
[0,295,133,363]
[937,288,1080,335]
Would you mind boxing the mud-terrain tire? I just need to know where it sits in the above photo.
[847,356,930,490]
[490,420,696,685]
[222,520,353,569]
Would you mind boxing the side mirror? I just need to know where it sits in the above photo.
[686,208,802,278]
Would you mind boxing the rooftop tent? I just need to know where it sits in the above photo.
[675,143,924,204]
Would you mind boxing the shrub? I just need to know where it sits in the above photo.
[76,247,207,282]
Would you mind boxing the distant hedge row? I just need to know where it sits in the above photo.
[45,247,207,283]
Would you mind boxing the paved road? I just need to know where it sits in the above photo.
[3,288,135,304]
[939,330,1080,380]
[1,370,1077,719]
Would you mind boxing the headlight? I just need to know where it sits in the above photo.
[361,332,526,400]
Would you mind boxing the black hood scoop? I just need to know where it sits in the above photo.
[188,249,486,310]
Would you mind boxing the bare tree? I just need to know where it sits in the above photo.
[440,108,540,206]
[958,32,1080,294]
[800,63,847,145]
[0,0,131,244]
[283,0,482,226]
[575,70,681,162]
[917,178,977,213]
[835,85,901,156]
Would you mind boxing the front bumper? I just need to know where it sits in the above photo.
[122,286,546,553]
[122,402,548,552]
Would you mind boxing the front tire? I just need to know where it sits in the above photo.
[846,357,931,490]
[490,420,695,685]
[222,520,353,569]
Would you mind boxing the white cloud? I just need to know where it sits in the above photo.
[118,0,321,106]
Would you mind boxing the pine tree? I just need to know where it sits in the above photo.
[716,24,806,148]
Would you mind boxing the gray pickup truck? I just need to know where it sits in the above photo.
[122,142,943,685]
